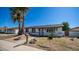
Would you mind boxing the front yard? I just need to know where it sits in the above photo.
[27,37,79,51]
[1,34,79,51]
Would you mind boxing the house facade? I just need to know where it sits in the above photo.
[0,24,64,36]
[26,24,64,36]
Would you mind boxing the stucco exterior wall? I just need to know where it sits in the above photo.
[57,27,62,31]
[15,29,18,34]
[28,27,64,36]
[29,28,32,32]
[36,28,39,32]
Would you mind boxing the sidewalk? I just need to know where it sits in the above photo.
[0,40,44,51]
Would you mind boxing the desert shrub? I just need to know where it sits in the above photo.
[48,32,54,40]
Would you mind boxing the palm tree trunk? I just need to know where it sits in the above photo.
[18,16,21,35]
[18,21,21,35]
[22,15,25,34]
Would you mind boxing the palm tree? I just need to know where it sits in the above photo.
[10,7,29,35]
[62,22,69,36]
[19,7,29,34]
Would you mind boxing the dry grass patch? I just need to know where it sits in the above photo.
[35,37,79,51]
[0,35,16,40]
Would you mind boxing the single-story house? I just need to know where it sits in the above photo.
[26,24,64,36]
[6,28,18,34]
[0,27,27,34]
[69,27,79,37]
[0,27,18,34]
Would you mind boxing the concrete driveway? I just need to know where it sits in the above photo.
[0,40,44,51]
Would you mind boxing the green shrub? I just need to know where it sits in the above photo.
[48,32,54,40]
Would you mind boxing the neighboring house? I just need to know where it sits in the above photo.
[0,27,18,34]
[0,27,27,34]
[0,28,5,33]
[69,27,79,37]
[26,24,64,36]
[6,28,18,34]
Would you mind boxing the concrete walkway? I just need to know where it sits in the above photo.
[0,40,44,51]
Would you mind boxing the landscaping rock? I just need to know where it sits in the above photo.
[29,38,37,44]
[70,38,74,41]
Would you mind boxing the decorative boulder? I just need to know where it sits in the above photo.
[70,38,74,41]
[29,38,37,44]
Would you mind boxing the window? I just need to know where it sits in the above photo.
[26,28,28,32]
[32,28,35,33]
[46,27,56,32]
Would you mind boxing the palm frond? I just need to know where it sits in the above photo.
[10,7,29,23]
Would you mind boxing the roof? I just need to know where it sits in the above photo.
[26,24,63,28]
[70,27,79,32]
[0,24,63,30]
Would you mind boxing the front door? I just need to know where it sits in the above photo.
[39,28,43,36]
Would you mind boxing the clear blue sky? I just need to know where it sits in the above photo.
[0,7,79,28]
